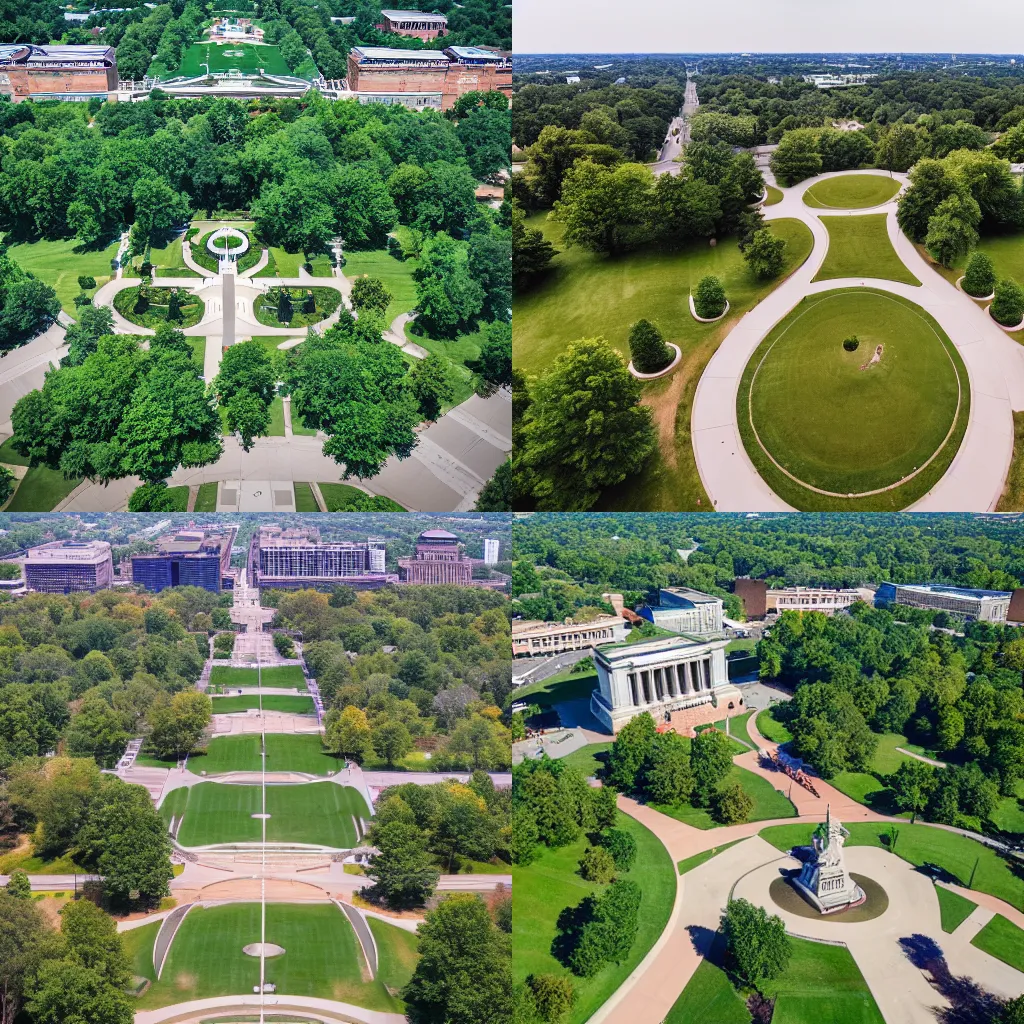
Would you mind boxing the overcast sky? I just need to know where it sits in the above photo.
[515,0,1024,55]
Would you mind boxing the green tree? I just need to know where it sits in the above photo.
[769,130,822,187]
[877,123,924,173]
[477,320,512,387]
[365,820,440,909]
[25,958,133,1024]
[4,869,30,899]
[520,338,656,510]
[887,760,935,823]
[925,193,981,267]
[606,712,657,792]
[62,305,115,367]
[63,698,129,768]
[642,731,693,805]
[410,353,456,421]
[146,690,211,760]
[0,889,49,1024]
[554,160,654,256]
[743,228,788,279]
[512,202,557,289]
[711,781,753,824]
[598,828,637,871]
[413,232,485,337]
[403,894,510,1024]
[693,275,726,318]
[628,319,672,374]
[225,390,271,452]
[563,879,641,977]
[962,251,996,297]
[721,897,791,987]
[325,705,372,762]
[691,728,734,807]
[578,845,616,883]
[372,718,414,767]
[991,278,1024,327]
[896,159,960,241]
[526,974,575,1024]
[590,784,618,830]
[351,277,393,317]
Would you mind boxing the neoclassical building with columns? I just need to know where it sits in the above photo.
[590,633,735,733]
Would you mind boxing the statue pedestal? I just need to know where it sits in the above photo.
[790,806,866,914]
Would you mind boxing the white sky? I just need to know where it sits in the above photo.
[515,0,1024,55]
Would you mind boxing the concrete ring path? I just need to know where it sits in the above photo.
[690,168,1024,511]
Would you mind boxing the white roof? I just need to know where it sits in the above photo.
[381,9,447,19]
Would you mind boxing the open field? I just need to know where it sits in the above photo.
[813,214,920,285]
[652,763,797,829]
[189,734,341,775]
[971,913,1024,972]
[5,235,120,316]
[135,902,403,1010]
[512,811,674,1024]
[209,665,306,688]
[512,665,597,706]
[152,232,199,278]
[177,40,292,78]
[344,248,419,325]
[803,175,901,210]
[211,694,315,715]
[737,287,969,510]
[162,781,367,847]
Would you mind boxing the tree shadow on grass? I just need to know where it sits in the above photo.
[899,933,1006,1024]
[550,895,597,969]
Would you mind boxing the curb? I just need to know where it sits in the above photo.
[955,277,994,301]
[628,343,682,379]
[689,294,730,323]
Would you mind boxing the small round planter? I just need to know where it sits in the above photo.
[628,343,682,380]
[751,187,768,206]
[689,294,730,323]
[207,227,250,259]
[956,276,995,301]
[987,305,1024,332]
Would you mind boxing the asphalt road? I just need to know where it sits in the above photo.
[650,76,699,175]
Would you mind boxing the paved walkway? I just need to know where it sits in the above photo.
[385,311,429,359]
[134,995,407,1024]
[690,168,1024,511]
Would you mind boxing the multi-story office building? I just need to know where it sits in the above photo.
[398,529,473,585]
[131,526,237,594]
[875,583,1011,622]
[639,587,724,636]
[250,525,396,590]
[0,44,117,102]
[23,541,113,594]
[483,538,500,565]
[376,9,448,39]
[767,586,871,615]
[512,615,626,658]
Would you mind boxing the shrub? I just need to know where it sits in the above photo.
[526,974,576,1023]
[627,318,672,374]
[77,275,96,290]
[991,278,1024,327]
[598,828,637,871]
[693,275,727,318]
[73,292,92,307]
[962,251,996,297]
[578,845,616,883]
[843,335,860,352]
[711,781,753,824]
[743,228,787,279]
[721,898,791,987]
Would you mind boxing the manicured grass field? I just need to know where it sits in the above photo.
[136,902,402,1010]
[936,885,976,933]
[512,811,675,1024]
[152,233,199,278]
[318,482,402,512]
[166,781,367,847]
[971,913,1024,972]
[194,481,218,512]
[344,248,419,325]
[209,665,306,688]
[653,764,797,829]
[114,285,204,329]
[516,214,814,511]
[804,175,901,210]
[555,742,613,779]
[293,481,320,511]
[830,732,919,813]
[255,286,341,328]
[177,40,292,78]
[267,395,286,436]
[738,287,969,509]
[677,838,742,875]
[160,486,191,511]
[755,705,794,744]
[7,467,83,511]
[997,411,1024,512]
[760,821,1024,908]
[512,665,597,707]
[813,214,920,286]
[211,694,314,715]
[123,920,160,984]
[764,184,784,206]
[991,780,1024,834]
[665,958,750,1024]
[368,915,420,993]
[0,847,84,874]
[6,235,120,316]
[190,733,341,774]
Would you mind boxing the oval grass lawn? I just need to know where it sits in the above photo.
[740,288,967,502]
[804,173,901,209]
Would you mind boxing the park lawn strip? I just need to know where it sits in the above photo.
[194,481,218,512]
[368,917,419,996]
[293,481,320,511]
[677,838,743,875]
[210,693,315,714]
[113,285,204,329]
[190,733,343,775]
[813,214,920,286]
[0,847,85,874]
[177,40,292,78]
[764,184,784,206]
[652,764,797,829]
[971,913,1024,972]
[759,821,1024,908]
[755,706,793,744]
[122,920,160,985]
[665,958,750,1024]
[803,174,901,210]
[512,665,597,707]
[7,466,83,511]
[267,395,286,436]
[737,287,970,510]
[137,902,400,1010]
[151,233,199,278]
[5,235,120,316]
[209,664,306,688]
[255,286,341,328]
[936,885,977,933]
[318,482,405,511]
[159,486,190,511]
[997,411,1024,511]
[555,742,613,779]
[173,782,366,847]
[344,248,420,325]
[512,810,674,1024]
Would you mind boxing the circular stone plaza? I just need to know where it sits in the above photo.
[690,168,1024,511]
[0,225,510,512]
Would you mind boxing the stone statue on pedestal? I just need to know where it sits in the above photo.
[791,805,866,913]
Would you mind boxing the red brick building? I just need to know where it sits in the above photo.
[346,45,511,111]
[0,44,116,102]
[398,529,474,585]
[376,9,448,40]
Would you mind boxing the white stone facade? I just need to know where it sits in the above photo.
[591,634,729,733]
[642,586,724,635]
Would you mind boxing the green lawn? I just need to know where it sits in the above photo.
[113,285,204,329]
[186,336,206,367]
[991,780,1024,834]
[161,486,191,512]
[152,232,199,278]
[211,694,314,714]
[555,742,613,779]
[0,438,28,466]
[136,902,401,1010]
[344,248,419,325]
[7,467,83,511]
[255,287,340,328]
[738,287,969,509]
[177,40,293,78]
[936,885,977,933]
[368,916,420,994]
[318,482,404,511]
[653,764,797,829]
[268,395,286,436]
[665,958,750,1024]
[971,913,1024,972]
[512,665,597,707]
[756,706,794,744]
[209,665,306,688]
[719,710,755,747]
[293,481,320,511]
[512,811,675,1024]
[194,481,218,512]
[813,214,920,286]
[761,821,1024,909]
[167,782,367,847]
[677,838,742,875]
[408,323,485,409]
[804,175,901,210]
[997,411,1024,512]
[189,733,340,775]
[5,235,120,316]
[764,184,784,206]
[0,848,85,874]
[516,213,814,512]
[123,921,160,985]
[830,732,918,813]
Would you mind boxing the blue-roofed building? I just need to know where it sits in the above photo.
[875,583,1011,622]
[131,525,238,593]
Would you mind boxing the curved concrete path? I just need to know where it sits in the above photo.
[691,168,1024,511]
